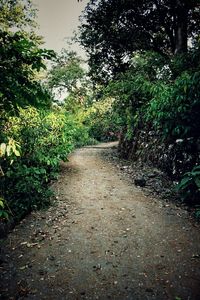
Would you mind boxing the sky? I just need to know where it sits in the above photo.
[32,0,88,57]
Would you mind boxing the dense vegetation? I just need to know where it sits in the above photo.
[0,0,92,223]
[1,0,200,225]
[78,0,200,206]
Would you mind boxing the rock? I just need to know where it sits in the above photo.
[134,177,146,187]
[80,291,86,296]
[93,264,101,271]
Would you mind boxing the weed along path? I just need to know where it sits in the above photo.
[1,142,200,300]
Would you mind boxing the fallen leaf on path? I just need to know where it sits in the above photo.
[26,243,38,248]
[19,265,28,270]
[20,242,28,246]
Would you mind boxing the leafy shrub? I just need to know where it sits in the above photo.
[146,71,200,140]
[3,165,53,220]
[83,97,122,142]
[0,138,21,220]
[176,165,200,204]
[0,197,9,221]
[102,49,200,206]
[0,106,91,221]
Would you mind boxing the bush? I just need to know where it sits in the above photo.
[101,49,200,206]
[0,106,91,221]
[146,71,200,140]
[176,165,200,204]
[83,97,122,142]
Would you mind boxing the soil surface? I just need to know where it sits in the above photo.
[1,142,200,300]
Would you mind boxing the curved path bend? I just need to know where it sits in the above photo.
[1,142,200,300]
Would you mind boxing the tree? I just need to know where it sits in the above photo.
[0,0,55,113]
[78,0,200,82]
[0,0,37,30]
[0,30,55,112]
[47,50,85,96]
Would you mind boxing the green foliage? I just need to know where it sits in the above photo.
[78,0,200,208]
[79,0,200,82]
[0,106,91,221]
[0,0,56,114]
[47,50,85,96]
[0,135,22,221]
[0,0,95,223]
[0,0,37,30]
[104,48,200,143]
[0,197,9,220]
[177,166,200,204]
[146,71,200,140]
[102,51,161,140]
[0,29,55,112]
[82,96,122,142]
[83,48,200,206]
[195,209,200,220]
[4,165,53,219]
[0,138,20,160]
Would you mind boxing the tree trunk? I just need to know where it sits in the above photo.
[174,1,188,54]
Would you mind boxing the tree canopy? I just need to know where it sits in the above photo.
[47,50,85,96]
[0,0,55,113]
[78,0,200,82]
[0,0,37,30]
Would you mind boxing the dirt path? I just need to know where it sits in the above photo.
[1,142,200,300]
